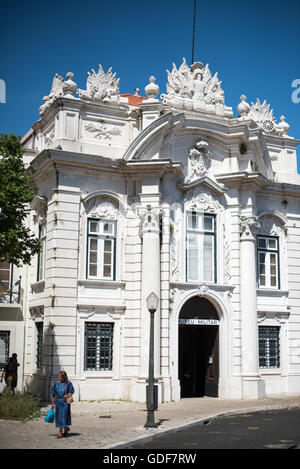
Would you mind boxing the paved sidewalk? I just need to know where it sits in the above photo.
[0,395,300,449]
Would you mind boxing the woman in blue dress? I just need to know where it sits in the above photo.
[51,371,75,438]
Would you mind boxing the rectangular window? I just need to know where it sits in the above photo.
[84,322,114,371]
[257,236,279,288]
[36,322,43,369]
[37,224,46,281]
[259,326,280,368]
[186,212,216,283]
[87,219,116,280]
[0,331,10,371]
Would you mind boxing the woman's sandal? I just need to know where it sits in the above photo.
[57,432,63,438]
[63,426,70,436]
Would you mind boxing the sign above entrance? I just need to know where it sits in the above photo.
[179,319,219,326]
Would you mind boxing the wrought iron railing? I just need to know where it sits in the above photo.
[0,276,21,304]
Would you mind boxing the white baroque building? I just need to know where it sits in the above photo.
[1,59,300,402]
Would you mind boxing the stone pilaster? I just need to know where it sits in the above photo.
[139,205,161,379]
[240,215,264,398]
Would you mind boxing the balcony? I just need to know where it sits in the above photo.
[0,277,22,305]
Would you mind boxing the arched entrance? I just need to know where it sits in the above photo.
[179,296,219,398]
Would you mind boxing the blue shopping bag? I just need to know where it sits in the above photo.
[44,408,55,423]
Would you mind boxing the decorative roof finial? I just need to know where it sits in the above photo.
[145,76,159,100]
[63,72,77,96]
[237,94,250,119]
[276,115,290,135]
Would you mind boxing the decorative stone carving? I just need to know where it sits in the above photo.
[63,72,77,96]
[185,139,211,183]
[84,122,122,140]
[237,97,290,136]
[138,205,161,236]
[248,98,277,133]
[44,129,55,148]
[145,76,160,100]
[240,215,260,239]
[223,224,231,283]
[39,73,77,115]
[237,95,250,119]
[161,58,233,117]
[259,216,287,237]
[31,195,47,224]
[276,115,290,136]
[169,287,180,314]
[84,196,120,220]
[257,311,290,324]
[185,187,223,213]
[77,64,128,104]
[197,283,209,296]
[170,206,182,281]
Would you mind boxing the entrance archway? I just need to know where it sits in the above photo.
[179,296,219,398]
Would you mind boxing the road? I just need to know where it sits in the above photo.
[130,408,300,449]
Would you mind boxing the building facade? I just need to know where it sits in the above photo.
[3,59,299,401]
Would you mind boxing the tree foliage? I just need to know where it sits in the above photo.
[0,133,40,266]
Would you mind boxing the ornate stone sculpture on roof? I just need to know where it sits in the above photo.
[160,58,233,117]
[237,96,290,136]
[77,64,128,104]
[39,72,77,116]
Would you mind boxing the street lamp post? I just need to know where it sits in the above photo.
[145,292,159,428]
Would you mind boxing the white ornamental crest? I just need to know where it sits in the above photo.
[247,98,277,133]
[77,65,121,103]
[161,58,233,117]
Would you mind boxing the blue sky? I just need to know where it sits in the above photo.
[0,0,299,170]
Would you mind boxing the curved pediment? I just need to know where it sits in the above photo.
[123,109,274,182]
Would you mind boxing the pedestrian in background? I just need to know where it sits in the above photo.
[51,371,74,438]
[1,354,19,394]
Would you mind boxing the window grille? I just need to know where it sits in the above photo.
[36,322,43,369]
[259,326,280,368]
[0,331,10,371]
[84,322,114,371]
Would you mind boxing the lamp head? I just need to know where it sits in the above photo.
[146,292,159,312]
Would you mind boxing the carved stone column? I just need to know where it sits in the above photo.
[139,205,161,380]
[240,215,265,399]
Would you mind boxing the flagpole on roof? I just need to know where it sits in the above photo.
[191,0,197,64]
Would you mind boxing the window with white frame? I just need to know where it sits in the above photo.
[186,212,216,283]
[84,322,114,371]
[87,219,116,280]
[259,326,280,368]
[37,224,46,281]
[257,236,279,288]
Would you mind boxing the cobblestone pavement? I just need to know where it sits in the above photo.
[0,395,300,449]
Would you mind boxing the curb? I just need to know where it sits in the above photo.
[106,403,300,449]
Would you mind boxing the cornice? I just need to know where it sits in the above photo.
[215,171,269,190]
[27,149,183,184]
[177,175,225,196]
